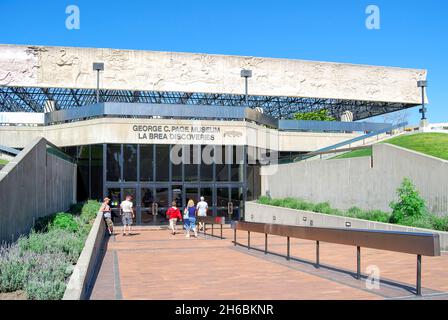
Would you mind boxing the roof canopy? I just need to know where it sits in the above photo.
[0,44,427,120]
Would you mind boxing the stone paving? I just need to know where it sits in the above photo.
[89,226,448,300]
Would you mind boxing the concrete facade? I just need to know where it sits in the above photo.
[63,212,106,300]
[0,137,76,243]
[0,44,427,104]
[245,202,448,251]
[261,143,448,216]
[0,117,362,151]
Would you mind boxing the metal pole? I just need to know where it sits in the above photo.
[248,231,250,249]
[357,246,361,279]
[316,241,320,268]
[265,233,268,254]
[421,87,426,120]
[417,255,422,296]
[234,228,236,246]
[96,70,100,103]
[220,224,223,239]
[212,224,214,237]
[287,237,290,260]
[245,77,248,106]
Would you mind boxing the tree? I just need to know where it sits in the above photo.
[389,178,426,224]
[293,109,335,121]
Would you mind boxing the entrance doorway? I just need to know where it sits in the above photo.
[106,184,243,225]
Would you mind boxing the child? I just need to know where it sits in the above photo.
[166,201,182,235]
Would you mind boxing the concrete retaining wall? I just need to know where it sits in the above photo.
[246,202,448,251]
[0,137,76,243]
[261,143,448,216]
[63,212,106,300]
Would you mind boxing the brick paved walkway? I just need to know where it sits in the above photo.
[89,226,448,300]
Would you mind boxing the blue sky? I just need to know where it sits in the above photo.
[0,0,446,124]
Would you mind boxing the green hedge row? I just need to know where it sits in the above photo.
[258,179,448,232]
[0,200,101,300]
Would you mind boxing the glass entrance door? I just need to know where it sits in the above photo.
[154,186,170,224]
[140,187,154,224]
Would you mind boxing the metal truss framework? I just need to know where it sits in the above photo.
[0,86,419,121]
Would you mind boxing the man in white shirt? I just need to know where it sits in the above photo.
[120,195,135,236]
[196,196,208,231]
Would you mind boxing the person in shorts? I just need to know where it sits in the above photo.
[196,196,208,231]
[120,195,135,236]
[166,201,182,235]
[100,197,114,235]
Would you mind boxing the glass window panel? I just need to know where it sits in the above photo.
[155,145,169,182]
[90,145,103,201]
[171,145,183,182]
[140,145,153,182]
[107,144,121,182]
[123,144,137,182]
[216,146,229,181]
[200,145,214,181]
[184,145,199,182]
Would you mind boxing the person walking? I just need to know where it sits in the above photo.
[120,195,135,236]
[166,201,182,235]
[100,197,114,235]
[183,199,198,238]
[196,196,208,231]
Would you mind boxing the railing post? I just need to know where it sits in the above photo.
[265,233,268,254]
[248,231,251,250]
[357,246,361,279]
[287,237,290,260]
[316,241,320,268]
[417,255,422,296]
[234,228,236,246]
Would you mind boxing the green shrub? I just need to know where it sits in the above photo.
[18,229,85,264]
[0,245,29,292]
[389,178,426,223]
[50,213,79,233]
[346,207,364,218]
[79,200,101,223]
[312,202,333,214]
[429,215,448,232]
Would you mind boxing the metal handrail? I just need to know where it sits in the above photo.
[197,216,226,239]
[232,221,441,296]
[292,121,408,162]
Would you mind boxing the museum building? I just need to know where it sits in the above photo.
[0,44,427,224]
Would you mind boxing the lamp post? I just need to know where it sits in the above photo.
[241,69,252,106]
[417,80,428,128]
[93,62,104,103]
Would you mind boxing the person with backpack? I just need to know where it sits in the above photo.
[183,199,198,238]
[166,201,182,235]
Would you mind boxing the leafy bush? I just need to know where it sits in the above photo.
[389,178,426,224]
[50,213,79,233]
[18,229,85,264]
[0,245,29,292]
[294,109,335,121]
[0,200,101,300]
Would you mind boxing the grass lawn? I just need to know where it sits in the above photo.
[0,159,9,165]
[332,133,448,160]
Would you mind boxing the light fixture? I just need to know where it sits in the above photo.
[93,62,105,103]
[240,69,252,106]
